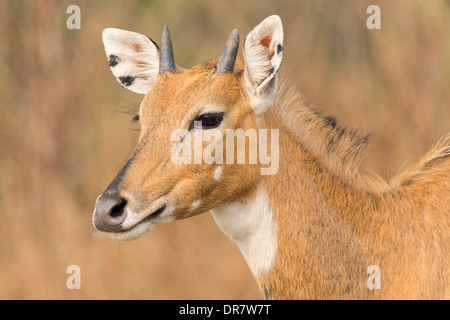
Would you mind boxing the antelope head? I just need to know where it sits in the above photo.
[93,16,284,240]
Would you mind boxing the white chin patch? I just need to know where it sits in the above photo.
[107,221,153,241]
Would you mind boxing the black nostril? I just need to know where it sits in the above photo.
[110,199,127,218]
[93,195,128,232]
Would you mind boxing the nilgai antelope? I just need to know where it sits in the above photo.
[93,16,450,299]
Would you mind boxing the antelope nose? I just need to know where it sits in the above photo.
[93,195,127,232]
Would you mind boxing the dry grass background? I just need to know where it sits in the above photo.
[0,0,449,299]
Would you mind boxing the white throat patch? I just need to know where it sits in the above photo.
[210,185,277,277]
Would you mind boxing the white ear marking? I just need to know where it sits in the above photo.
[102,28,160,94]
[243,15,284,115]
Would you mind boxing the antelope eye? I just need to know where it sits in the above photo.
[189,112,224,130]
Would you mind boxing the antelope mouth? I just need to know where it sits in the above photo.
[107,203,168,240]
[122,203,167,233]
[134,203,167,227]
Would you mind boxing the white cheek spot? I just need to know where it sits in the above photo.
[214,165,223,182]
[189,199,202,211]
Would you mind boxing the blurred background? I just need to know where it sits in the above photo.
[0,0,449,299]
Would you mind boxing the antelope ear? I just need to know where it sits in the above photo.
[243,15,284,115]
[102,28,159,94]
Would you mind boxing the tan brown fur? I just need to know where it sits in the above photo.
[251,78,450,299]
[117,59,262,223]
[103,54,449,299]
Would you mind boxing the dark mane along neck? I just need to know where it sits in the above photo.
[271,76,371,180]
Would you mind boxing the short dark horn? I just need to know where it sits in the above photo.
[215,29,239,74]
[159,25,176,74]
